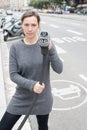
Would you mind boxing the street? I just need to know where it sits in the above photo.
[1,12,87,130]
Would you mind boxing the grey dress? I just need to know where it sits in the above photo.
[7,39,63,115]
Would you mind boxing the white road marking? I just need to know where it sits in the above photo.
[52,36,87,43]
[62,37,77,42]
[72,36,87,42]
[60,58,64,62]
[0,29,2,32]
[79,74,87,82]
[52,85,81,100]
[52,38,64,43]
[67,29,82,35]
[50,24,59,28]
[54,45,64,62]
[55,44,66,54]
[52,80,87,111]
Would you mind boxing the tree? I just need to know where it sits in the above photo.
[29,0,50,9]
[29,0,75,8]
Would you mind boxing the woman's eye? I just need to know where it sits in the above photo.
[24,24,29,27]
[32,24,36,27]
[23,24,37,27]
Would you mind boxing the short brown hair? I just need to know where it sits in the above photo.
[21,10,40,25]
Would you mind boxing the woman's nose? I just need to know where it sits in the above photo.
[28,26,32,31]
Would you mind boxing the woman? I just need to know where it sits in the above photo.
[0,10,63,130]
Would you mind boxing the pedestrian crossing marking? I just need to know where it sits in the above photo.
[52,38,64,43]
[62,37,77,42]
[72,36,87,42]
[52,36,87,43]
[67,29,82,35]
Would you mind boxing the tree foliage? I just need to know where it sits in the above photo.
[74,0,84,5]
[29,0,64,8]
[29,0,50,9]
[29,0,81,8]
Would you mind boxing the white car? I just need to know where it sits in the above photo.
[0,9,5,28]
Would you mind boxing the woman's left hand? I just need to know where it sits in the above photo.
[48,42,52,50]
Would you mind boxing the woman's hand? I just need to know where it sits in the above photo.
[48,42,52,50]
[33,82,45,94]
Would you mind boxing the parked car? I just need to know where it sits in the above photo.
[42,9,48,13]
[54,9,63,14]
[77,7,87,15]
[0,9,5,28]
[47,9,54,14]
[0,15,15,28]
[6,9,13,15]
[3,19,23,41]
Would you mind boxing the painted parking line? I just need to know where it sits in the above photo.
[67,29,83,35]
[79,74,87,82]
[52,84,81,100]
[52,80,87,111]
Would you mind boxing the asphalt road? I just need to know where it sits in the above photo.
[3,12,87,130]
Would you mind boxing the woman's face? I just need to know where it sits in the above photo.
[22,16,39,39]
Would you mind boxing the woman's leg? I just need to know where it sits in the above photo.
[0,111,21,130]
[36,114,49,130]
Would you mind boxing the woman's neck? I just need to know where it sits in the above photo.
[24,35,38,45]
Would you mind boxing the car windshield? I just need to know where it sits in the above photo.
[0,9,5,18]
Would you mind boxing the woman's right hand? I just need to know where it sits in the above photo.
[33,82,45,94]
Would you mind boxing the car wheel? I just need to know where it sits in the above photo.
[3,31,8,41]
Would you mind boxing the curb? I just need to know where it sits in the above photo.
[0,30,31,130]
[0,35,6,120]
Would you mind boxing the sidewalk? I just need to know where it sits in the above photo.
[0,29,31,130]
[0,33,6,119]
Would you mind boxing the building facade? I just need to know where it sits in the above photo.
[0,0,29,9]
[0,0,10,9]
[10,0,24,9]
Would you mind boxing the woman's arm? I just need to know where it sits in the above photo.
[49,42,63,74]
[9,44,37,91]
